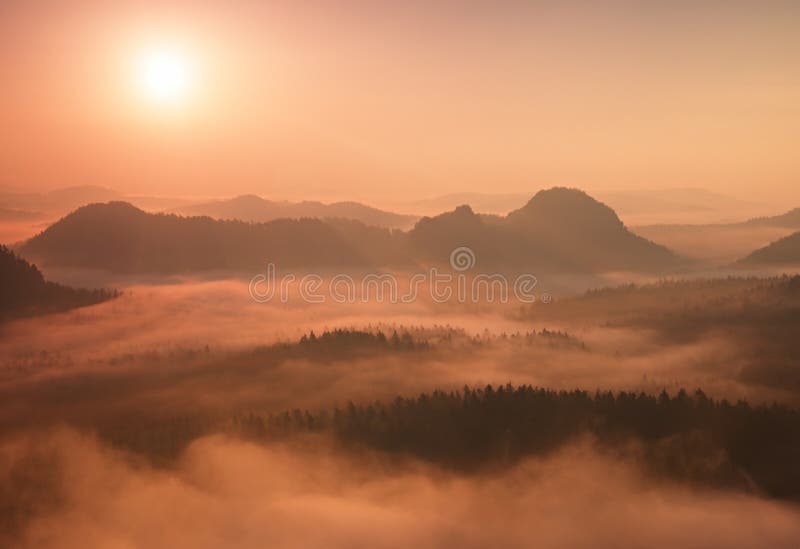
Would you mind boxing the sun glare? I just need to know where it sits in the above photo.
[137,47,192,105]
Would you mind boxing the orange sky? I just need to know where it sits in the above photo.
[1,1,799,204]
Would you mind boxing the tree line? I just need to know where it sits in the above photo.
[235,384,800,498]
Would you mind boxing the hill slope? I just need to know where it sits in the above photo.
[736,231,800,267]
[745,208,800,229]
[0,246,115,320]
[506,188,679,271]
[19,202,378,273]
[409,188,680,272]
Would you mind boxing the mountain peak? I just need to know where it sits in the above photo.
[413,204,479,229]
[503,187,679,270]
[69,201,147,218]
[520,187,617,215]
[452,204,475,215]
[230,194,266,203]
[507,187,624,232]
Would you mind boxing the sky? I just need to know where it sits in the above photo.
[1,0,799,204]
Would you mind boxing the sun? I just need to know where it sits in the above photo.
[136,47,192,105]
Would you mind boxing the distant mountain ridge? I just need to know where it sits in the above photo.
[400,188,771,224]
[19,188,686,275]
[632,205,800,265]
[637,206,800,232]
[0,207,41,221]
[744,208,800,229]
[0,185,121,214]
[173,194,419,229]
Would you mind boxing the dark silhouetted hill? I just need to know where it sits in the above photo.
[409,188,680,272]
[19,190,684,275]
[736,231,800,267]
[409,205,495,263]
[506,188,679,271]
[19,202,377,273]
[0,246,115,320]
[174,194,418,229]
[324,218,409,268]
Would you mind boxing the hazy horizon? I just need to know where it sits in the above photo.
[1,1,798,204]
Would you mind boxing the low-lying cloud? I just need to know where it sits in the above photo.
[5,430,800,549]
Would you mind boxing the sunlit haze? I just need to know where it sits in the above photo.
[136,46,193,106]
[3,3,800,549]
[0,1,798,205]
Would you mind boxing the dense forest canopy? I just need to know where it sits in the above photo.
[237,384,800,499]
